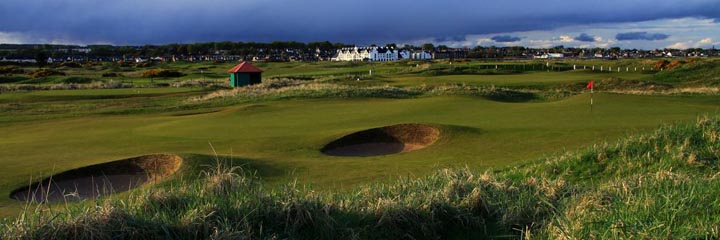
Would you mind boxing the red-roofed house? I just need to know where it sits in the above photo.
[227,61,263,87]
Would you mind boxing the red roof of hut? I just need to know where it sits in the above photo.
[227,62,263,73]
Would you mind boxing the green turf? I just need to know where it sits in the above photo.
[0,87,204,102]
[0,58,718,219]
[1,92,718,215]
[0,88,211,123]
[368,70,651,88]
[3,112,720,239]
[0,58,673,87]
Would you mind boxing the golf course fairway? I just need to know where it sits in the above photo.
[1,92,718,215]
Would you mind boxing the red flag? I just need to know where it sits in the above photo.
[586,81,594,89]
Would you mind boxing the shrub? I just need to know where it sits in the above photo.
[101,72,122,77]
[135,61,155,68]
[116,61,133,67]
[142,69,185,78]
[59,62,82,68]
[0,66,25,75]
[653,60,685,70]
[0,76,29,84]
[27,68,65,78]
[665,60,685,70]
[654,60,670,70]
[61,77,95,84]
[83,62,101,67]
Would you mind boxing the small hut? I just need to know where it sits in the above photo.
[227,61,262,87]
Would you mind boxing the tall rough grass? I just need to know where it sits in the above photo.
[191,78,538,103]
[0,81,134,92]
[653,58,720,85]
[2,116,719,239]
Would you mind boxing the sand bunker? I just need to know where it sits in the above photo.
[10,154,182,202]
[322,124,440,157]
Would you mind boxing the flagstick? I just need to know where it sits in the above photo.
[590,85,594,113]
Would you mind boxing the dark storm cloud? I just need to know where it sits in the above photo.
[616,32,670,41]
[435,35,467,42]
[491,35,521,42]
[0,0,719,44]
[574,33,595,42]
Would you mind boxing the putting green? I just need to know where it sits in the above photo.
[0,93,718,214]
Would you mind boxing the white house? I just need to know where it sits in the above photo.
[409,50,432,60]
[332,46,400,61]
[534,53,565,59]
[74,48,91,54]
[399,50,410,60]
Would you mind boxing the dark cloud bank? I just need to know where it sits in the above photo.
[435,35,467,42]
[491,35,521,42]
[616,32,670,41]
[574,33,595,42]
[0,0,718,44]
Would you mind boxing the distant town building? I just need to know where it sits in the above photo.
[534,53,564,59]
[409,50,432,60]
[431,49,467,60]
[332,46,400,61]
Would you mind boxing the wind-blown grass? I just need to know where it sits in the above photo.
[652,58,720,85]
[2,116,719,239]
[0,81,135,92]
[191,78,541,103]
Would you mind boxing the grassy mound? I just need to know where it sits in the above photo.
[142,69,185,78]
[0,66,25,75]
[653,58,720,85]
[27,68,65,78]
[192,78,541,103]
[1,116,718,238]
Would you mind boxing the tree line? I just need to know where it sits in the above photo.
[1,41,716,62]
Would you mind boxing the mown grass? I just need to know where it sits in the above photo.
[0,88,211,122]
[2,116,718,239]
[1,92,718,216]
[1,58,719,238]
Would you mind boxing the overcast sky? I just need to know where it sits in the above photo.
[1,0,719,49]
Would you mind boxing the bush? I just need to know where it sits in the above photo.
[0,76,29,84]
[135,61,155,68]
[0,66,25,75]
[101,72,122,77]
[142,69,185,78]
[84,62,101,67]
[654,60,685,70]
[27,68,65,78]
[59,62,82,68]
[61,77,95,84]
[116,61,133,67]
